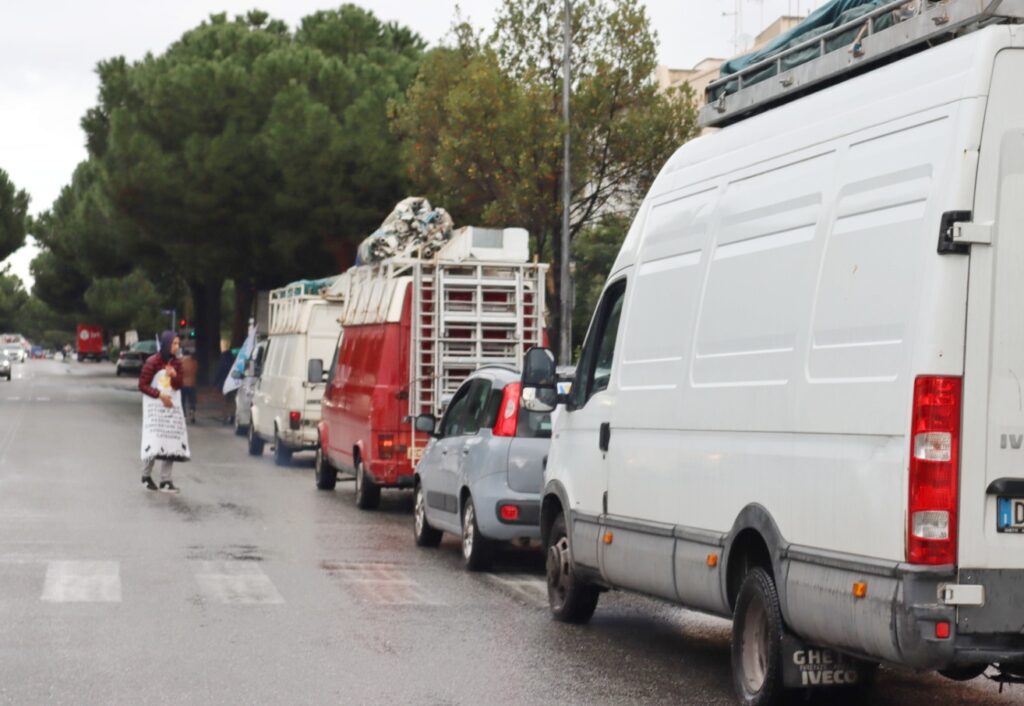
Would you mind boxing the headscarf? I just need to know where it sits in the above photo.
[158,331,178,361]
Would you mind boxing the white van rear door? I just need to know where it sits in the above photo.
[960,50,1024,570]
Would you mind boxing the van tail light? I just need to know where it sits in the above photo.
[378,434,395,459]
[908,376,962,565]
[493,382,521,437]
[289,411,301,430]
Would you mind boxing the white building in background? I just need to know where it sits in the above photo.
[657,16,804,105]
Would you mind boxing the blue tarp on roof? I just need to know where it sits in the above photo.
[713,0,903,97]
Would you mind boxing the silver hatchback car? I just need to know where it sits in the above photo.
[413,366,552,570]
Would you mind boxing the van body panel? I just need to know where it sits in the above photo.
[961,49,1024,571]
[546,27,1024,671]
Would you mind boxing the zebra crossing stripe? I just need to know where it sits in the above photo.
[41,561,122,603]
[194,561,284,605]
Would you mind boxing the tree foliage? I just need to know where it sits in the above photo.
[0,169,29,263]
[394,0,698,357]
[0,267,29,332]
[40,6,423,380]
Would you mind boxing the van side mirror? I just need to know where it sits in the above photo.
[522,347,558,412]
[307,358,325,384]
[414,414,438,436]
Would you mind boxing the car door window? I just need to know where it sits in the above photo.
[441,383,474,437]
[571,279,626,409]
[461,379,493,435]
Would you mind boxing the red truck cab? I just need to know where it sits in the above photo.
[315,227,547,510]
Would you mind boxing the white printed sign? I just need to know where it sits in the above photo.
[141,370,191,462]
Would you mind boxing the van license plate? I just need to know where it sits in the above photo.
[997,498,1024,533]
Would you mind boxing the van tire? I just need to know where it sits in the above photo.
[273,431,292,466]
[354,462,380,510]
[315,447,337,491]
[413,482,442,547]
[546,513,599,623]
[731,568,785,706]
[247,424,264,456]
[461,496,493,571]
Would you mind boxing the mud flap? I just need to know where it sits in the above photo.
[781,634,868,689]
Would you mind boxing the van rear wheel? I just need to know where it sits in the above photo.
[546,513,599,623]
[731,568,785,706]
[273,431,292,466]
[354,461,380,510]
[247,423,264,456]
[315,447,336,491]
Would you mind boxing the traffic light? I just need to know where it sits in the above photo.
[179,319,187,328]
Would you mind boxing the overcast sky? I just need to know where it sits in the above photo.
[0,0,824,284]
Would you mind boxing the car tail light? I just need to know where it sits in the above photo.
[935,621,951,639]
[908,376,961,565]
[289,411,301,430]
[378,434,395,459]
[493,382,521,437]
[499,504,520,522]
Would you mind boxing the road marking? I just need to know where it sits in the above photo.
[194,561,284,605]
[35,397,50,402]
[321,561,442,606]
[5,397,19,401]
[41,561,122,603]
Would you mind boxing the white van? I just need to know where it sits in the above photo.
[248,281,343,465]
[525,7,1024,704]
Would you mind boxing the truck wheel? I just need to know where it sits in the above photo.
[273,431,292,466]
[461,496,493,571]
[546,512,599,623]
[247,424,264,456]
[413,482,442,547]
[731,568,785,706]
[354,461,380,510]
[315,446,337,491]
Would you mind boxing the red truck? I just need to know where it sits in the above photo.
[76,324,104,362]
[314,227,547,509]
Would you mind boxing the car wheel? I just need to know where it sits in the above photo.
[273,430,292,466]
[234,415,248,437]
[354,461,380,510]
[315,446,337,491]
[247,423,264,456]
[546,512,599,623]
[413,482,442,547]
[461,496,494,571]
[731,568,785,706]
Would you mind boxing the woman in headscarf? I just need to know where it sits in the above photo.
[138,331,184,492]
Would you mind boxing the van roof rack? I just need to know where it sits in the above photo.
[700,0,1024,129]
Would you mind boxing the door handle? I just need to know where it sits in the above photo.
[599,422,611,452]
[462,448,470,456]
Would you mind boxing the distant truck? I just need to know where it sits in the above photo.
[75,324,104,362]
[315,226,548,509]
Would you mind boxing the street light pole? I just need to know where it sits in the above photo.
[559,0,573,365]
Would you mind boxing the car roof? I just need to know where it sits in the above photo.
[466,364,520,385]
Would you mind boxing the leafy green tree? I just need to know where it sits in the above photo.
[79,7,423,380]
[84,269,166,336]
[0,267,29,331]
[571,213,629,348]
[0,170,29,262]
[394,0,699,358]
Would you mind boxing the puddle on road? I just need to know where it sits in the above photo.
[162,497,259,523]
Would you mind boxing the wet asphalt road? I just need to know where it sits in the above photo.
[0,360,1021,705]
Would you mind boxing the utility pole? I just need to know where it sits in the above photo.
[559,0,573,365]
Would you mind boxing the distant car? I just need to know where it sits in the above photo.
[1,344,26,363]
[116,340,158,376]
[411,366,552,570]
[0,353,10,380]
[235,339,268,436]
